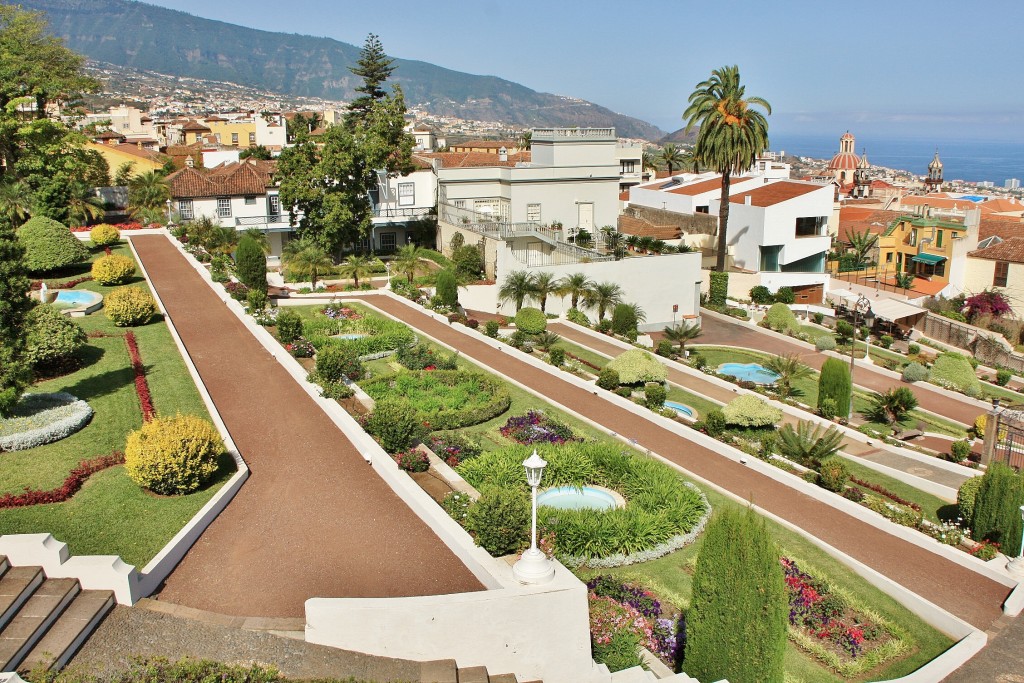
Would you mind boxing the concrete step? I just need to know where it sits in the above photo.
[488,674,519,683]
[0,568,43,632]
[0,578,79,671]
[0,557,9,578]
[457,665,490,683]
[420,658,458,683]
[18,589,114,674]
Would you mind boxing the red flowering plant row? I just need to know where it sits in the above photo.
[0,452,125,508]
[848,476,922,512]
[30,275,94,291]
[125,332,156,422]
[564,351,601,371]
[393,449,429,472]
[70,221,145,233]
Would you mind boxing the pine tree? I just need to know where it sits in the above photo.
[235,235,267,294]
[684,507,787,683]
[971,463,1024,556]
[345,33,396,128]
[818,357,851,419]
[435,269,459,308]
[0,216,34,415]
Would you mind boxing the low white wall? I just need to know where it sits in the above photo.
[459,283,499,315]
[0,534,138,604]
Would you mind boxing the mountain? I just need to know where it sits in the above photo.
[20,0,665,140]
[657,128,698,146]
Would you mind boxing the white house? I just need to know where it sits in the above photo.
[365,156,438,252]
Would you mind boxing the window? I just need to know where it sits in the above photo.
[885,252,893,263]
[995,261,1010,287]
[380,232,397,251]
[231,132,239,146]
[248,132,256,145]
[620,160,636,174]
[937,230,943,248]
[268,195,280,215]
[453,200,466,209]
[527,203,541,222]
[696,205,709,214]
[934,261,946,277]
[178,199,193,220]
[795,216,826,237]
[759,245,781,272]
[909,228,918,246]
[244,196,257,205]
[217,198,231,218]
[398,182,415,207]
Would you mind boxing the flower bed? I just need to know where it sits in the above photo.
[0,452,124,508]
[125,331,156,422]
[70,221,144,233]
[427,432,482,467]
[0,392,94,451]
[499,410,581,445]
[361,370,511,430]
[304,312,414,358]
[321,304,362,320]
[588,576,680,670]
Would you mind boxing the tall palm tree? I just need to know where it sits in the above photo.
[662,321,702,354]
[777,421,844,468]
[393,243,427,284]
[0,179,32,224]
[684,65,771,272]
[128,170,171,217]
[556,273,595,310]
[530,271,560,313]
[642,149,659,173]
[659,143,686,175]
[519,130,532,151]
[498,270,535,312]
[337,254,374,288]
[66,182,104,227]
[283,239,334,290]
[847,228,878,270]
[583,281,624,321]
[764,353,811,398]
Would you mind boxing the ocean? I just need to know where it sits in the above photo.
[769,134,1024,187]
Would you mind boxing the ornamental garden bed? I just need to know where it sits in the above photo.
[360,370,511,430]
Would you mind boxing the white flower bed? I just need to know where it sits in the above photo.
[0,392,94,451]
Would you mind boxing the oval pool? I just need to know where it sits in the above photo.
[52,290,103,314]
[717,362,780,384]
[537,485,623,511]
[664,400,695,418]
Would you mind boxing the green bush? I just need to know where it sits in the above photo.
[305,315,414,357]
[17,217,88,273]
[548,347,566,366]
[764,302,798,333]
[105,286,157,327]
[813,312,824,324]
[958,476,982,527]
[484,319,500,337]
[596,367,620,391]
[124,414,224,495]
[949,439,972,463]
[901,362,930,383]
[835,319,855,343]
[365,397,424,453]
[451,244,484,279]
[818,358,851,419]
[247,288,267,312]
[684,507,786,683]
[25,305,87,370]
[566,307,590,326]
[514,306,547,334]
[644,382,666,410]
[275,308,303,342]
[971,462,1024,556]
[91,253,137,285]
[996,369,1013,386]
[655,340,674,357]
[466,486,529,556]
[749,285,773,305]
[818,457,849,492]
[611,303,637,337]
[879,334,894,349]
[815,335,837,351]
[774,286,795,304]
[931,353,982,395]
[818,396,839,420]
[315,345,364,383]
[88,223,121,247]
[606,349,666,385]
[708,271,729,307]
[435,268,459,308]
[589,597,645,672]
[235,235,268,293]
[908,343,921,355]
[722,394,782,427]
[361,370,511,431]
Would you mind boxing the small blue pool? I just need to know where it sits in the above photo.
[664,401,695,418]
[718,362,780,384]
[537,486,621,511]
[51,290,103,314]
[959,195,987,203]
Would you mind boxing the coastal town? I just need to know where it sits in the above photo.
[2,4,1024,683]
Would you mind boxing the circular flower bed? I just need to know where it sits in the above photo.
[303,309,414,359]
[361,370,511,430]
[0,392,93,451]
[457,443,710,567]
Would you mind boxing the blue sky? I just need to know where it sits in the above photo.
[145,0,1023,142]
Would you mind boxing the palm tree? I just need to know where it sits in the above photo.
[393,243,428,284]
[128,170,171,217]
[847,228,878,270]
[777,421,844,468]
[519,130,532,151]
[637,236,655,254]
[624,234,640,251]
[650,239,667,255]
[764,353,811,398]
[626,302,646,325]
[659,143,686,175]
[642,149,659,173]
[0,179,32,224]
[583,281,624,321]
[894,271,915,293]
[556,273,595,310]
[243,228,271,255]
[684,65,771,272]
[283,239,334,290]
[66,182,104,227]
[534,331,561,352]
[498,270,535,312]
[866,387,919,435]
[662,321,702,354]
[530,271,560,313]
[604,230,626,260]
[337,254,374,288]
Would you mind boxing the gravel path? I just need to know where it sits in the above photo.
[130,235,482,618]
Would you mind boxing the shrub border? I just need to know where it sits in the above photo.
[0,451,125,508]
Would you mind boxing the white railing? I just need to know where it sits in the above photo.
[235,214,287,226]
[532,128,615,139]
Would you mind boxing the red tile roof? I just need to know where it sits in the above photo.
[419,151,530,168]
[729,181,824,207]
[969,236,1024,264]
[839,207,900,241]
[181,120,212,132]
[979,216,1024,241]
[168,159,277,199]
[449,140,518,151]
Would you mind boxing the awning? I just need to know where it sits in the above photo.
[827,288,858,305]
[911,253,946,265]
[869,298,926,323]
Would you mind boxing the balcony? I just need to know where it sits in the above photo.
[372,206,434,220]
[532,128,615,140]
[234,214,291,231]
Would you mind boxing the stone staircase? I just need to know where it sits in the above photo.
[0,557,114,675]
[424,661,540,683]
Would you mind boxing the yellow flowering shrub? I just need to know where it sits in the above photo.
[125,414,224,495]
[91,254,136,285]
[89,224,121,246]
[105,286,156,326]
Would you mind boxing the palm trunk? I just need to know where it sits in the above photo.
[715,171,732,272]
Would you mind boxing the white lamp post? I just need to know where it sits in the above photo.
[384,261,392,290]
[1007,505,1024,576]
[513,449,555,584]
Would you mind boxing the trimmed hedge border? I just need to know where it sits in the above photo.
[125,331,156,422]
[0,392,94,451]
[361,370,511,430]
[0,452,124,508]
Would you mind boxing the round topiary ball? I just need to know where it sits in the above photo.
[25,305,87,370]
[17,217,89,274]
[89,224,121,247]
[105,286,157,327]
[125,414,224,495]
[91,254,137,285]
[514,306,547,334]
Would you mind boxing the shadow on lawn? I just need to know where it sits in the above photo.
[59,365,136,403]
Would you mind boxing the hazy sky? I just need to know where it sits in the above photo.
[143,0,1023,141]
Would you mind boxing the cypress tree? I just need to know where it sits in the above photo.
[611,303,637,337]
[435,268,459,308]
[684,507,787,683]
[235,235,267,294]
[0,216,34,416]
[818,357,851,419]
[972,463,1024,556]
[345,33,395,128]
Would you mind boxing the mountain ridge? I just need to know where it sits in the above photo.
[19,0,665,140]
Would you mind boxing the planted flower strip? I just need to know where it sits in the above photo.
[125,331,156,422]
[0,452,125,508]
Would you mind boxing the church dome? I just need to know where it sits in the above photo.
[828,151,860,171]
[929,150,943,171]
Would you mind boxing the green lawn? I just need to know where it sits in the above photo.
[0,241,224,567]
[665,386,721,420]
[838,456,950,524]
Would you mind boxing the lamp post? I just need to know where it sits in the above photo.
[384,262,392,290]
[848,295,872,422]
[513,449,555,584]
[1008,505,1024,576]
[165,199,173,226]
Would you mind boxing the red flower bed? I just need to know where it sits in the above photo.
[125,331,156,422]
[70,221,145,233]
[564,351,601,371]
[849,476,921,511]
[30,275,94,291]
[0,452,125,508]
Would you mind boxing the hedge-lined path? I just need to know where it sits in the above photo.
[550,323,972,492]
[130,235,482,618]
[368,296,1009,630]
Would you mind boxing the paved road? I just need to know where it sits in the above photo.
[131,235,482,618]
[367,296,1009,630]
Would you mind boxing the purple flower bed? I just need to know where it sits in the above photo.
[587,575,682,666]
[499,410,581,445]
[321,304,362,320]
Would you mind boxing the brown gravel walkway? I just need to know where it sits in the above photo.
[130,235,482,618]
[368,296,1010,630]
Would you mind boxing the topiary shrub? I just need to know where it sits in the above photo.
[818,397,839,420]
[703,409,726,437]
[596,367,620,391]
[958,476,982,527]
[813,312,824,325]
[774,287,795,305]
[644,382,666,410]
[235,235,268,293]
[817,457,849,493]
[549,347,565,367]
[996,369,1013,387]
[722,394,783,427]
[611,303,637,337]
[314,345,363,383]
[931,353,982,396]
[606,349,667,385]
[18,217,89,273]
[749,285,773,305]
[684,507,786,683]
[949,439,972,463]
[655,340,674,357]
[708,271,728,307]
[815,335,837,351]
[566,307,590,326]
[764,303,798,333]
[879,334,894,349]
[971,462,1024,556]
[435,268,459,308]
[901,362,930,383]
[25,305,87,370]
[466,486,530,556]
[91,254,137,285]
[514,306,547,334]
[365,397,424,453]
[275,309,303,343]
[124,414,224,495]
[89,224,121,247]
[105,286,157,327]
[484,319,500,337]
[818,358,851,419]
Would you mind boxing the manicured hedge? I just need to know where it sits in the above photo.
[971,462,1024,556]
[708,271,728,307]
[17,217,88,273]
[818,357,851,418]
[515,306,547,334]
[722,394,782,427]
[606,349,667,385]
[931,353,982,397]
[91,253,137,285]
[0,392,93,451]
[25,305,87,369]
[764,303,798,333]
[361,370,511,430]
[124,414,224,495]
